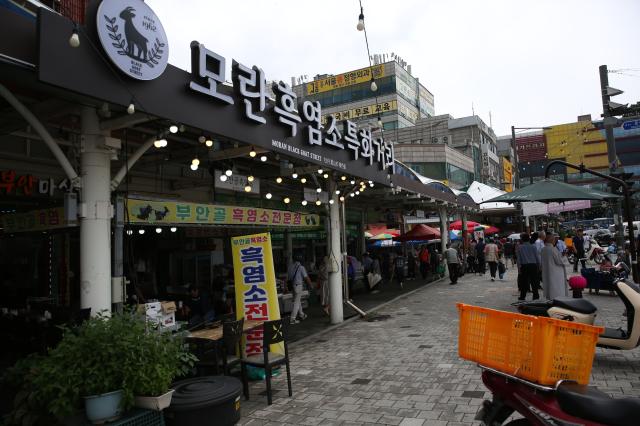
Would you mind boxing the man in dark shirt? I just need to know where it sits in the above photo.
[572,228,586,272]
[184,285,215,328]
[475,238,486,274]
[516,233,540,300]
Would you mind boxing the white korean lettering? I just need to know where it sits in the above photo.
[232,60,266,124]
[359,127,373,165]
[189,42,234,105]
[273,81,301,137]
[342,120,360,160]
[324,116,344,149]
[301,100,322,146]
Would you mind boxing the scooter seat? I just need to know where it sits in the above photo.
[552,297,597,314]
[557,381,640,426]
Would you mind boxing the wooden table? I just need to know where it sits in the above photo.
[187,319,263,341]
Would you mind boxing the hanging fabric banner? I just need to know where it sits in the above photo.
[231,232,283,356]
[126,198,320,227]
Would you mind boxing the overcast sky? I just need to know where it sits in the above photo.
[146,0,640,136]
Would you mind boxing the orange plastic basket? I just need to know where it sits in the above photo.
[457,303,603,385]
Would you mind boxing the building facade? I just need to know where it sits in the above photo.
[292,60,435,132]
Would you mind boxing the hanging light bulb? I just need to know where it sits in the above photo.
[341,175,347,181]
[127,102,135,115]
[126,229,133,235]
[329,199,335,205]
[283,197,290,204]
[369,182,374,187]
[260,155,267,162]
[300,177,307,184]
[356,11,365,31]
[335,190,341,195]
[169,125,178,134]
[301,200,308,206]
[323,173,329,179]
[370,78,378,92]
[170,227,177,233]
[315,199,322,206]
[155,227,162,234]
[190,163,198,171]
[154,138,166,148]
[249,147,257,158]
[192,157,200,166]
[317,168,323,174]
[225,169,233,177]
[69,27,80,48]
[247,176,255,182]
[219,174,228,182]
[138,229,145,234]
[316,187,322,193]
[244,185,252,192]
[205,139,213,147]
[355,190,360,195]
[377,116,382,128]
[198,136,206,144]
[368,180,373,185]
[276,177,283,184]
[265,193,272,199]
[349,193,355,198]
[339,196,345,202]
[350,180,356,185]
[292,173,298,179]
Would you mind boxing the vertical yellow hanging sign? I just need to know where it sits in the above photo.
[232,232,283,355]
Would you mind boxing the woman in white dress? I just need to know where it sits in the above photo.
[541,234,568,299]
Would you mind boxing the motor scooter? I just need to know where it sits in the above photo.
[476,367,640,425]
[568,241,605,265]
[516,279,640,350]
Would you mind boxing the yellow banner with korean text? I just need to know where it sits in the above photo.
[306,64,385,95]
[232,233,283,356]
[0,207,74,233]
[126,198,320,228]
[321,100,397,125]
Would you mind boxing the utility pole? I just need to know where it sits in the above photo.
[599,64,625,247]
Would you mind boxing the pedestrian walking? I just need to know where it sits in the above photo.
[287,254,313,324]
[444,242,460,284]
[393,250,406,289]
[541,234,568,300]
[476,237,486,274]
[407,247,417,280]
[503,239,515,266]
[419,245,430,279]
[572,228,587,272]
[467,239,477,273]
[484,238,500,281]
[516,233,540,301]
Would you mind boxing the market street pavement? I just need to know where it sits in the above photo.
[238,263,640,425]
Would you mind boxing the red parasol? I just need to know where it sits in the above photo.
[449,220,481,231]
[395,224,441,241]
[483,226,500,235]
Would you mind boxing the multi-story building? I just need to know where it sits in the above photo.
[385,114,500,188]
[496,136,515,192]
[292,60,435,132]
[509,114,640,190]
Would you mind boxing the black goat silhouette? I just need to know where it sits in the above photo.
[154,206,170,221]
[137,205,153,220]
[119,7,148,62]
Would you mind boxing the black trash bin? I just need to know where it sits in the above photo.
[164,376,242,426]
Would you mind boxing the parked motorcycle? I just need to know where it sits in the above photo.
[568,241,605,265]
[516,279,640,350]
[476,367,640,425]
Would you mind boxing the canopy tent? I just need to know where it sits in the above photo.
[395,224,441,241]
[483,179,622,204]
[466,181,515,211]
[449,220,481,231]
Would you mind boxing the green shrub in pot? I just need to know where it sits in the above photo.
[3,311,196,423]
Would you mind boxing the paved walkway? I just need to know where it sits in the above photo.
[238,264,640,425]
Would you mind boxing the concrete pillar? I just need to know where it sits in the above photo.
[80,107,112,315]
[112,196,125,311]
[461,209,468,266]
[328,179,343,324]
[525,216,531,234]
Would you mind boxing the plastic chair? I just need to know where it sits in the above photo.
[219,317,244,375]
[240,318,292,405]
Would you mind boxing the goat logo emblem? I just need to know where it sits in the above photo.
[96,0,169,81]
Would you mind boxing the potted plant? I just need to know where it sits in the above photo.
[130,325,196,411]
[3,311,195,424]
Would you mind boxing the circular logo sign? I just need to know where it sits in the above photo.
[96,0,169,81]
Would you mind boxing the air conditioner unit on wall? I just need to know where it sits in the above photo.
[441,135,449,144]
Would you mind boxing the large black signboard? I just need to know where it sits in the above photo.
[37,7,393,185]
